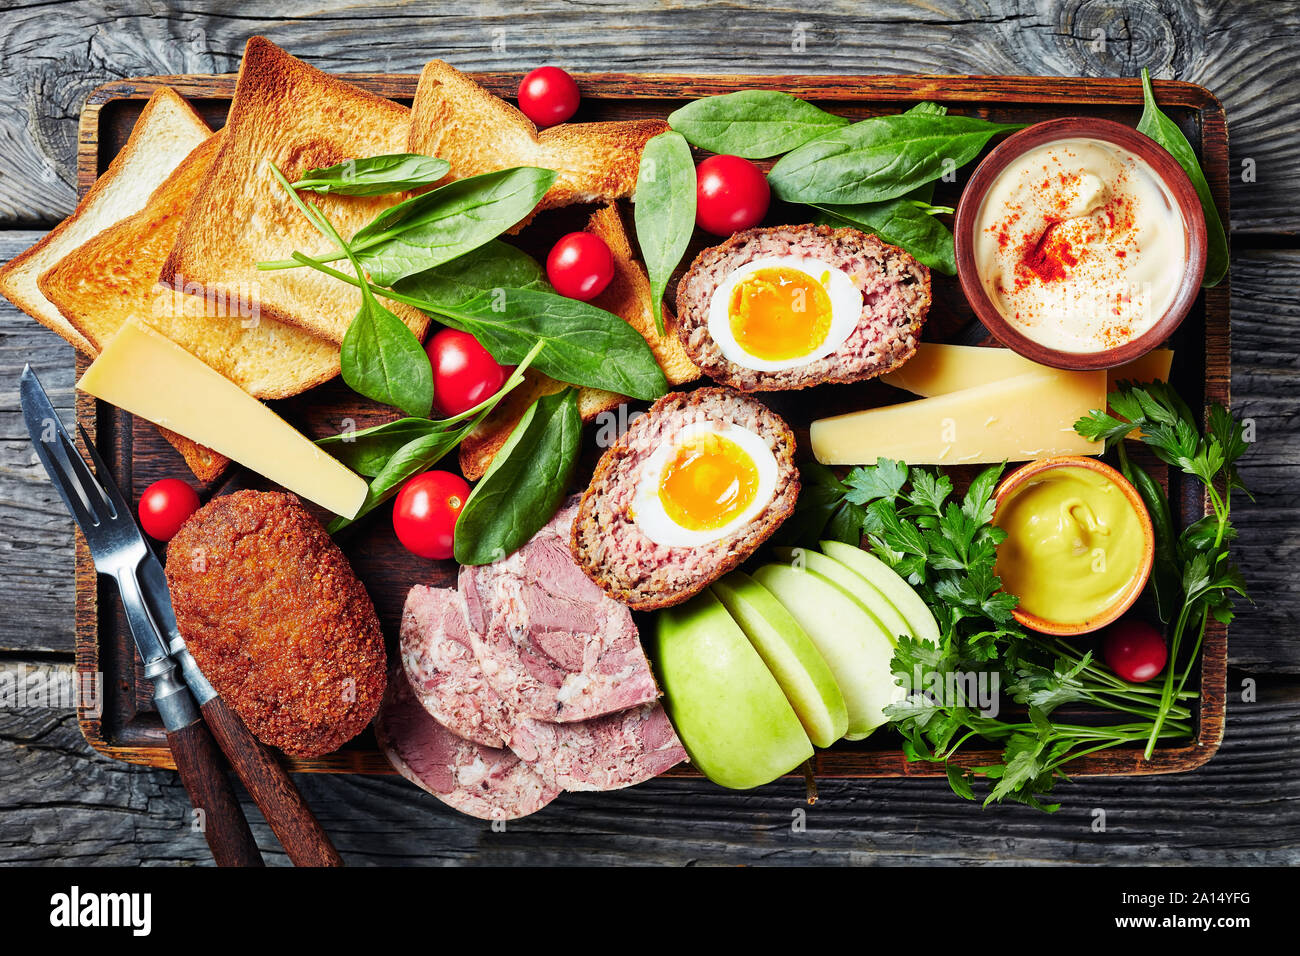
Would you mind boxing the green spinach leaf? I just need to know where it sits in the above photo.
[303,198,433,418]
[454,388,582,565]
[1136,68,1229,287]
[768,113,1022,205]
[317,417,443,477]
[667,90,849,158]
[634,131,696,336]
[340,299,435,418]
[291,153,450,196]
[394,240,548,308]
[435,289,669,400]
[813,192,957,274]
[347,167,556,285]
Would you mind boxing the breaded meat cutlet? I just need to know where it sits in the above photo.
[165,490,387,757]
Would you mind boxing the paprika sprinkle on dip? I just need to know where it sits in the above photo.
[972,138,1186,354]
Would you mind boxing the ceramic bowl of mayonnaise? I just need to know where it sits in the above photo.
[992,456,1154,636]
[955,118,1207,369]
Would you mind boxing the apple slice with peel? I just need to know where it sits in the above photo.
[711,571,848,748]
[652,588,813,789]
[820,539,941,646]
[753,563,904,740]
[771,547,913,646]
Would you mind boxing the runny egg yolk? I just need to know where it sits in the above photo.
[658,433,760,532]
[728,266,834,361]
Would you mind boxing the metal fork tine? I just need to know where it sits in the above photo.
[77,423,129,520]
[50,420,114,525]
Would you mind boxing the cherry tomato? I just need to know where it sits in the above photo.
[138,478,200,541]
[517,66,580,127]
[695,154,771,235]
[1102,619,1168,683]
[425,329,512,418]
[546,231,615,301]
[393,471,471,560]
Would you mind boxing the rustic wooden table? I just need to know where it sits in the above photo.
[2,1,1297,866]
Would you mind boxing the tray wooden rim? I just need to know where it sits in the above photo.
[73,71,1230,780]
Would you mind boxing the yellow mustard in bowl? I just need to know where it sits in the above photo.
[993,462,1151,630]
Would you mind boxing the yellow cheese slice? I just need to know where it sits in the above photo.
[79,319,367,518]
[810,368,1106,466]
[881,344,1044,396]
[882,343,1173,397]
[1107,349,1174,390]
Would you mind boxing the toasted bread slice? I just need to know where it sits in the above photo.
[40,133,341,401]
[459,204,700,480]
[0,87,229,481]
[0,88,208,355]
[408,60,667,228]
[161,36,427,345]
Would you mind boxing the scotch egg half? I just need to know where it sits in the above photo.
[630,420,780,548]
[706,255,864,372]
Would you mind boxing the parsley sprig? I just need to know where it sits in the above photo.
[1075,382,1251,756]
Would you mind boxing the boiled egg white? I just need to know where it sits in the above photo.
[706,256,863,372]
[630,421,779,547]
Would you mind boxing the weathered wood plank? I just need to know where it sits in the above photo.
[0,232,76,655]
[0,1,1296,231]
[2,663,1295,865]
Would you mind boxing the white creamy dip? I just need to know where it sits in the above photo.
[973,138,1185,353]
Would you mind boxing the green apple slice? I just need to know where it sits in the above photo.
[652,589,813,789]
[752,563,903,740]
[711,571,848,748]
[820,539,941,646]
[771,547,913,646]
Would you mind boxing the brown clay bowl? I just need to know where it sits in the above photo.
[992,455,1155,637]
[954,117,1207,370]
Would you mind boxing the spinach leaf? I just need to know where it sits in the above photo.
[1136,68,1229,287]
[317,417,443,477]
[668,90,849,158]
[302,198,433,418]
[634,131,696,336]
[814,193,957,274]
[326,343,543,533]
[768,113,1022,205]
[454,388,582,565]
[291,153,450,196]
[434,288,668,400]
[340,296,434,418]
[394,240,548,309]
[349,166,557,285]
[292,253,669,401]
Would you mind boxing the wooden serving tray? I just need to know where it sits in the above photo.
[74,72,1229,779]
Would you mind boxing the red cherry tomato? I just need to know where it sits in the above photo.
[1102,619,1168,683]
[393,471,471,560]
[138,478,200,541]
[546,231,615,301]
[517,66,580,127]
[695,154,771,235]
[425,328,512,418]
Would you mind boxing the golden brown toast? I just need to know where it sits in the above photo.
[161,36,427,345]
[40,133,341,401]
[458,203,699,480]
[0,88,209,355]
[408,60,667,228]
[0,87,229,481]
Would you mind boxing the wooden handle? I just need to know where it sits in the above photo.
[165,720,265,867]
[200,697,343,867]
